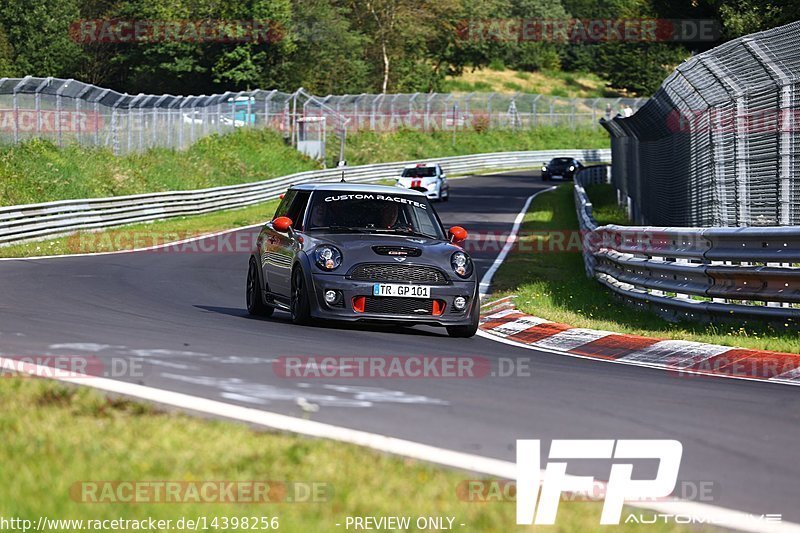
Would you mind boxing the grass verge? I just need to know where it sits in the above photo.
[491,184,800,353]
[0,376,698,532]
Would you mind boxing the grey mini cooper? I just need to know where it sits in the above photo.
[246,183,479,337]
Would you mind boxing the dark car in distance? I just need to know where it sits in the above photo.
[541,157,584,181]
[246,183,480,337]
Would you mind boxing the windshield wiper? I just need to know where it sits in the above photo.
[373,228,436,239]
[309,226,367,233]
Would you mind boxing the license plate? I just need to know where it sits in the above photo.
[552,175,563,180]
[373,283,430,298]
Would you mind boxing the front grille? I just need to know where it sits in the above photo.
[363,297,433,315]
[371,246,422,257]
[349,263,448,284]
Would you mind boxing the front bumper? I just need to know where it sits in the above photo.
[308,273,477,326]
[396,183,442,200]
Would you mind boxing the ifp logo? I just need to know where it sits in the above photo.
[516,439,683,525]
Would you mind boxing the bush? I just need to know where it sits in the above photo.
[471,114,491,133]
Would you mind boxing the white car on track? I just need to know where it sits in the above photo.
[395,163,450,202]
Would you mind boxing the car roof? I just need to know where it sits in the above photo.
[291,182,426,197]
[403,163,437,168]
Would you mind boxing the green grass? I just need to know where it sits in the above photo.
[586,183,629,225]
[1,127,608,208]
[0,129,319,207]
[0,376,700,532]
[337,127,609,167]
[491,184,800,353]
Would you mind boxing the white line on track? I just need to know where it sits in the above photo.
[478,186,556,296]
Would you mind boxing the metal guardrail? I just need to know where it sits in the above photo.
[0,148,610,245]
[574,166,800,321]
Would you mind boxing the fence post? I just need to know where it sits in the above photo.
[74,82,93,146]
[264,89,277,128]
[55,79,73,147]
[35,77,53,135]
[11,77,27,143]
[92,88,110,148]
[111,96,122,155]
[744,39,794,225]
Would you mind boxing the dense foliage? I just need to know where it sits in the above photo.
[0,0,796,96]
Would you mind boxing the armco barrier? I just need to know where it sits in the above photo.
[0,148,609,245]
[574,166,800,321]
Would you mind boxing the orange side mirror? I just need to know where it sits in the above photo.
[273,216,293,232]
[449,226,468,244]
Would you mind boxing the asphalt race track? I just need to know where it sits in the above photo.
[2,172,799,522]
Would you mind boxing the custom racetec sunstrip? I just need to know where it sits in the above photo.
[246,183,479,337]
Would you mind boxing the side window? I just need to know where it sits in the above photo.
[285,191,311,230]
[273,190,296,220]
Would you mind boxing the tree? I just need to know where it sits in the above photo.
[347,0,446,93]
[0,25,14,77]
[0,0,84,77]
[285,0,371,94]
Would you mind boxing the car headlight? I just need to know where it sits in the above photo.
[541,166,547,172]
[569,165,575,171]
[314,245,342,271]
[450,251,473,278]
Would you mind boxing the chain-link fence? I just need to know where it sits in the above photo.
[0,76,643,157]
[601,20,800,228]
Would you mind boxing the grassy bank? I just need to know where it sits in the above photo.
[338,127,609,167]
[0,129,320,207]
[1,127,608,208]
[491,184,800,353]
[0,376,696,532]
[442,68,622,98]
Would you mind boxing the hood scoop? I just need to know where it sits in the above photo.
[372,246,422,257]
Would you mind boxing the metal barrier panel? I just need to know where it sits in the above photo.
[601,20,800,229]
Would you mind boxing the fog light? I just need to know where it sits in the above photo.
[325,290,339,304]
[453,296,467,311]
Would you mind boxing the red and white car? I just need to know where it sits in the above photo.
[395,163,450,202]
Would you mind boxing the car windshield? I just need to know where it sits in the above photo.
[549,158,572,167]
[401,167,437,177]
[306,190,445,239]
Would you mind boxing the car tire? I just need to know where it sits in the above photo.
[542,175,549,181]
[290,266,312,325]
[442,189,450,202]
[246,258,274,317]
[446,296,479,338]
